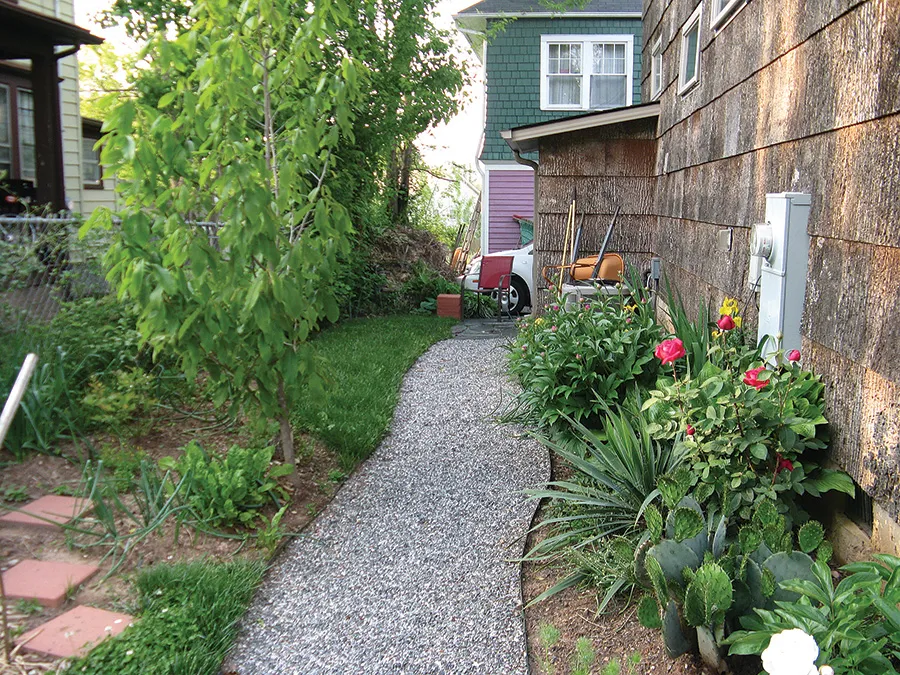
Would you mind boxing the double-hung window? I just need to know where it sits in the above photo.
[541,35,634,111]
[710,0,747,30]
[0,86,11,179]
[678,5,702,94]
[0,77,37,183]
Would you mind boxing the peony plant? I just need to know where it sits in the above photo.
[508,288,662,426]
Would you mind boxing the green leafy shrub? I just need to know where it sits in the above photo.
[636,499,828,665]
[81,368,158,435]
[161,442,292,528]
[727,556,900,674]
[643,349,853,525]
[509,290,663,426]
[67,560,265,675]
[96,443,150,493]
[43,296,144,388]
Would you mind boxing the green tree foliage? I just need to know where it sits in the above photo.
[87,0,364,474]
[78,43,138,121]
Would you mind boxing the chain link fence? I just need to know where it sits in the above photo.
[0,214,113,323]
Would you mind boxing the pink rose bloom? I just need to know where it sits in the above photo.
[787,349,801,362]
[743,367,769,390]
[717,315,735,331]
[654,338,686,365]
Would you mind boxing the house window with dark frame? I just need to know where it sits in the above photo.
[679,5,702,94]
[540,34,634,111]
[82,132,103,189]
[0,73,38,185]
[651,37,663,100]
[17,89,35,181]
[0,85,11,179]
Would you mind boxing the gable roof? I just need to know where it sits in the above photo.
[457,0,641,15]
[454,1,641,57]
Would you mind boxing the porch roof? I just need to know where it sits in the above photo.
[0,2,102,59]
[501,101,660,154]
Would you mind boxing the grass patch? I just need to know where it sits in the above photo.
[294,315,456,471]
[66,560,265,675]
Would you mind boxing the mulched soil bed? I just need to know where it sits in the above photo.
[522,451,708,675]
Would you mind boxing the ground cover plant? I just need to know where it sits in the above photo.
[292,315,455,471]
[65,560,265,675]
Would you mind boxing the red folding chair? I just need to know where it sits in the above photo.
[465,255,514,318]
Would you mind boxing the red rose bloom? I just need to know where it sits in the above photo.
[743,367,769,390]
[686,424,695,436]
[655,338,686,365]
[787,349,801,362]
[775,453,794,474]
[716,315,736,331]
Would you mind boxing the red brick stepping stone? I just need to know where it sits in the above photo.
[0,495,91,530]
[2,560,101,608]
[17,605,133,659]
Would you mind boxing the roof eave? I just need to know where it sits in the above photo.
[501,102,661,154]
[454,11,642,19]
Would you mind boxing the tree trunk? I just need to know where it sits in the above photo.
[277,382,299,489]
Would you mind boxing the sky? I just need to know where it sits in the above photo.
[73,0,486,171]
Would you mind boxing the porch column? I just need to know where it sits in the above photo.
[31,49,66,211]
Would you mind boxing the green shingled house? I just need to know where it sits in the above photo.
[454,0,643,255]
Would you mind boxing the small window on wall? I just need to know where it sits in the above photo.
[650,37,663,100]
[0,85,11,179]
[541,34,634,111]
[711,0,747,30]
[679,5,702,94]
[82,136,102,188]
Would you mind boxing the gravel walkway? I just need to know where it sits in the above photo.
[225,334,549,675]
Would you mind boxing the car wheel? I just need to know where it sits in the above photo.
[507,276,531,315]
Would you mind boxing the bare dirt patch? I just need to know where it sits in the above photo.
[0,408,344,674]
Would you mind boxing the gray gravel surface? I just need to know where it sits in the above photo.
[225,335,549,675]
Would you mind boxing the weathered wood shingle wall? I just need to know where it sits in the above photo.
[641,0,900,516]
[535,118,658,308]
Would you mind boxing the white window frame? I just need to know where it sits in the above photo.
[17,89,35,182]
[710,0,747,30]
[650,36,663,100]
[678,5,702,95]
[540,34,634,112]
[0,84,11,179]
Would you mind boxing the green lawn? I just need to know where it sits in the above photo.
[293,315,456,470]
[67,561,265,675]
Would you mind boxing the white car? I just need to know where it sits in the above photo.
[458,243,534,315]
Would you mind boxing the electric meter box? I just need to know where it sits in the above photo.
[755,192,811,357]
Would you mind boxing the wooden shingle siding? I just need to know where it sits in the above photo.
[535,119,657,306]
[487,169,533,253]
[639,0,900,517]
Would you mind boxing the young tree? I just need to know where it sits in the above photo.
[88,0,363,480]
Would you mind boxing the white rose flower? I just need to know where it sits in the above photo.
[761,628,819,675]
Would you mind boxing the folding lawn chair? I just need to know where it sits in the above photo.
[461,255,515,318]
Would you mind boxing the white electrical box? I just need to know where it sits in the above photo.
[754,192,811,358]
